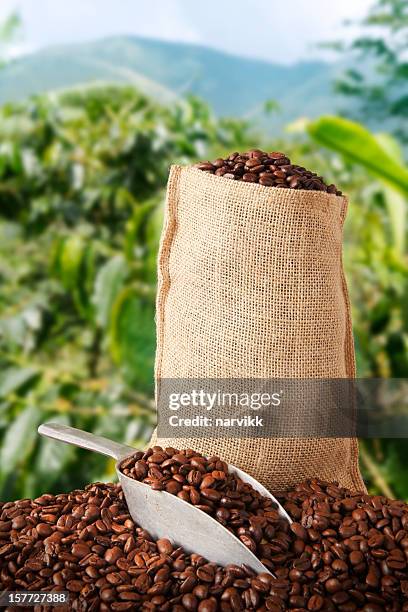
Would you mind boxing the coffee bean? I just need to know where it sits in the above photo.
[349,550,364,565]
[195,150,342,194]
[11,515,26,529]
[290,522,308,541]
[215,167,228,176]
[66,579,83,592]
[36,522,54,537]
[183,592,199,610]
[198,597,217,612]
[197,565,215,582]
[156,538,173,555]
[71,541,90,558]
[248,149,264,158]
[148,451,168,463]
[200,475,215,489]
[151,479,164,491]
[273,170,286,179]
[165,479,182,495]
[104,546,123,564]
[196,162,215,172]
[201,488,222,502]
[308,594,324,610]
[325,578,342,593]
[259,175,275,186]
[188,470,203,486]
[243,172,258,182]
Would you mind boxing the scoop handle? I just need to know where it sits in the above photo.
[38,422,136,461]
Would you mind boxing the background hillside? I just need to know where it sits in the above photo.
[0,35,343,128]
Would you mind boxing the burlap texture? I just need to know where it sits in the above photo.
[151,165,365,493]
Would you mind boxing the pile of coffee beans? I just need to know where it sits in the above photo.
[1,449,407,611]
[121,447,408,610]
[193,150,342,195]
[0,482,280,611]
[278,480,408,611]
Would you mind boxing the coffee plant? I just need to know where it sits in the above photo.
[0,86,253,499]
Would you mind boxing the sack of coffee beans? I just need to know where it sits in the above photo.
[150,150,365,493]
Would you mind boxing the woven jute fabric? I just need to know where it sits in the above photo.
[150,165,365,493]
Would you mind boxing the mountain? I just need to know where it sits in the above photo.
[0,36,345,127]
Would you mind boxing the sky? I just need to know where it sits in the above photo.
[0,0,373,64]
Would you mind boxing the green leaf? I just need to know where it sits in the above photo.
[308,116,408,197]
[374,133,406,254]
[59,234,86,290]
[0,405,40,476]
[375,133,405,165]
[382,187,406,254]
[92,255,129,328]
[55,235,86,290]
[0,367,39,398]
[124,199,157,261]
[109,287,155,394]
[56,234,95,316]
[76,242,97,316]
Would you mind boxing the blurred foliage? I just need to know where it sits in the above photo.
[0,86,253,499]
[0,82,407,501]
[308,115,408,500]
[331,0,408,143]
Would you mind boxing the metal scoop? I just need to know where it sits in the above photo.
[38,423,291,574]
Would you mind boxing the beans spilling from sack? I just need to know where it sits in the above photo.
[121,446,408,610]
[194,150,342,195]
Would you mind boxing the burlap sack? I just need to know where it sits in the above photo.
[150,165,365,493]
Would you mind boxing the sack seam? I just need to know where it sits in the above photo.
[339,197,366,492]
[154,165,182,396]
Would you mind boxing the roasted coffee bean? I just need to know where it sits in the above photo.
[196,162,215,172]
[36,522,54,537]
[194,150,342,195]
[156,537,173,555]
[165,479,182,495]
[183,592,199,610]
[308,593,324,610]
[259,175,276,186]
[198,597,217,612]
[243,172,258,182]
